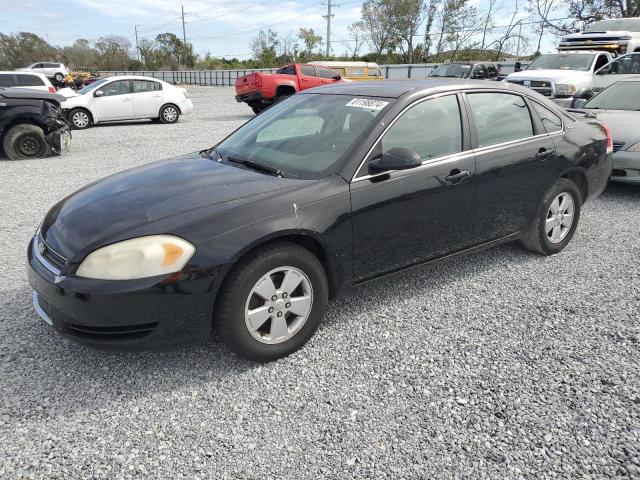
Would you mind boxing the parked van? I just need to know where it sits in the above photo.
[309,61,384,80]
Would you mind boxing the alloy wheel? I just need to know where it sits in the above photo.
[244,266,313,344]
[546,192,575,244]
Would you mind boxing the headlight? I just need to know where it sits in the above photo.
[555,84,577,97]
[626,141,640,152]
[76,235,195,280]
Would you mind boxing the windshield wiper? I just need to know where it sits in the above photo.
[227,156,284,177]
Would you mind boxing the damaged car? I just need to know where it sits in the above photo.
[0,88,71,160]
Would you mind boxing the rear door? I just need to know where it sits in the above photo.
[464,91,558,242]
[594,54,640,91]
[93,79,134,121]
[131,79,163,118]
[297,65,323,90]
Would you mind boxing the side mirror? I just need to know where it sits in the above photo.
[333,74,341,80]
[94,90,104,97]
[369,147,422,173]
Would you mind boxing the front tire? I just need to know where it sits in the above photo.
[69,108,92,129]
[521,178,582,255]
[159,104,180,124]
[215,242,329,362]
[2,124,51,160]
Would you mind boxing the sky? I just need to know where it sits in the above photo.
[1,0,561,60]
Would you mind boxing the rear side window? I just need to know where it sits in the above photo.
[277,66,296,75]
[532,102,562,133]
[133,80,159,93]
[348,67,365,77]
[381,95,463,160]
[467,93,534,147]
[0,73,15,87]
[368,68,382,77]
[300,65,315,76]
[16,74,45,87]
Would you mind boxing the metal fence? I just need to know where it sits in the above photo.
[99,62,531,86]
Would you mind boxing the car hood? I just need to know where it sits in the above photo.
[41,152,315,262]
[507,70,593,83]
[0,87,66,104]
[586,110,640,147]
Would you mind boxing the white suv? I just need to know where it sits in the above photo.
[0,71,56,93]
[17,63,69,83]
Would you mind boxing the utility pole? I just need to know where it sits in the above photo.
[515,23,523,61]
[134,25,141,62]
[325,0,333,58]
[181,5,187,44]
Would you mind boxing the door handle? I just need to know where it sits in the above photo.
[122,97,132,102]
[445,169,471,184]
[535,148,554,159]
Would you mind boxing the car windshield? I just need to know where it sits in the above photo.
[583,81,640,110]
[216,93,391,179]
[526,54,595,71]
[77,78,109,95]
[429,64,472,78]
[585,19,640,32]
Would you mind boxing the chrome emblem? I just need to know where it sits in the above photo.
[39,242,46,256]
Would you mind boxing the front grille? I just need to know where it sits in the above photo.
[37,235,67,270]
[65,322,159,341]
[612,141,625,153]
[507,79,553,96]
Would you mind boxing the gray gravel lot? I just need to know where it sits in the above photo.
[1,86,639,479]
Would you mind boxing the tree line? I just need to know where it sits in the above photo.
[0,0,637,71]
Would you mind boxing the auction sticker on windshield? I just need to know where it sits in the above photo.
[346,98,389,110]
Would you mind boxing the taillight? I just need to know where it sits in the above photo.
[48,86,55,94]
[603,124,613,154]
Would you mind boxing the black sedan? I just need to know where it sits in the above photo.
[28,80,612,362]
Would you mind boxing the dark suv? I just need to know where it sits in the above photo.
[0,88,71,160]
[429,62,500,80]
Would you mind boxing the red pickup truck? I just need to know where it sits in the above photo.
[235,63,343,114]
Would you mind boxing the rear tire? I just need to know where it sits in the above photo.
[521,178,582,255]
[2,124,51,160]
[250,104,264,114]
[215,242,329,362]
[159,104,180,124]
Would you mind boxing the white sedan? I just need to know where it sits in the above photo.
[62,76,194,129]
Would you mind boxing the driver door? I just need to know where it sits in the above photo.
[93,79,134,121]
[350,93,477,280]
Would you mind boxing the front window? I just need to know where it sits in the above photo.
[598,53,640,75]
[583,81,640,110]
[526,54,595,72]
[276,66,295,75]
[429,64,472,78]
[217,94,391,179]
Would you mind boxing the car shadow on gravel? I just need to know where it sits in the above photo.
[0,287,258,417]
[600,182,640,200]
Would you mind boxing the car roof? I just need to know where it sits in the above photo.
[303,79,525,98]
[101,76,165,82]
[0,87,65,103]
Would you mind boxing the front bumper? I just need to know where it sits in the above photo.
[27,236,215,351]
[611,151,640,184]
[44,125,71,154]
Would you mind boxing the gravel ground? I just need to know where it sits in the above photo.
[1,86,639,479]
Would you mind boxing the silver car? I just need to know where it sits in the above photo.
[578,79,640,184]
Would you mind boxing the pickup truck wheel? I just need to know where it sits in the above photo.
[275,93,291,104]
[69,108,92,129]
[250,104,264,114]
[2,124,51,160]
[521,178,582,255]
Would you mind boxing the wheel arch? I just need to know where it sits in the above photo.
[560,168,588,203]
[275,84,296,97]
[160,102,182,115]
[212,230,343,309]
[68,107,94,124]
